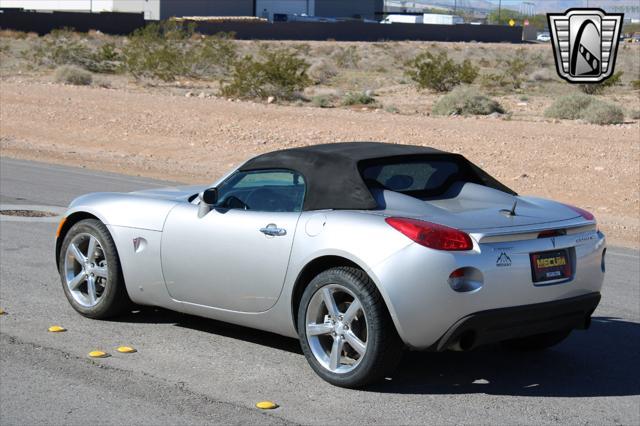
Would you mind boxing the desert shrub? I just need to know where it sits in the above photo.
[332,45,361,68]
[122,21,194,81]
[632,80,640,90]
[188,33,238,80]
[0,29,29,39]
[544,93,594,120]
[54,65,92,85]
[578,71,623,95]
[529,68,554,82]
[497,49,531,89]
[544,93,624,124]
[85,41,124,73]
[405,51,479,92]
[311,94,334,108]
[342,91,377,106]
[384,105,400,114]
[221,48,310,100]
[25,29,93,69]
[581,101,625,125]
[432,87,504,116]
[308,59,338,84]
[479,72,510,92]
[630,109,640,120]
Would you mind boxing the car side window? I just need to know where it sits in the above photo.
[215,169,306,212]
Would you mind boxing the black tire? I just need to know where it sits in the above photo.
[502,329,572,351]
[58,219,131,319]
[297,267,403,388]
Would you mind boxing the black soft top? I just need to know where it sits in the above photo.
[240,142,515,211]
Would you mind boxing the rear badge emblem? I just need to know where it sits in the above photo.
[496,252,512,267]
[551,237,557,248]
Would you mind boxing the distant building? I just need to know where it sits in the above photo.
[0,0,383,21]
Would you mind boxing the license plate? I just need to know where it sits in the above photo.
[530,249,572,283]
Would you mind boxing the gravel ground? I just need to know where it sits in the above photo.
[0,78,638,247]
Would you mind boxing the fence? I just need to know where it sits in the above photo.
[0,8,145,35]
[0,9,523,43]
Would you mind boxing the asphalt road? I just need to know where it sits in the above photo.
[1,157,639,425]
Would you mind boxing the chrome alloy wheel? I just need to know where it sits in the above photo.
[305,284,368,374]
[64,233,108,308]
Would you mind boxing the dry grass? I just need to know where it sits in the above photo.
[1,30,639,124]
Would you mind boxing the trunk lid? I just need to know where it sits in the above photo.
[376,183,581,232]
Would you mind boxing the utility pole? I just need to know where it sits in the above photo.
[454,0,457,14]
[498,0,502,24]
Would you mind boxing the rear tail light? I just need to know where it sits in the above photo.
[385,217,473,251]
[562,203,595,221]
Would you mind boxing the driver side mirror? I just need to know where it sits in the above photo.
[201,187,218,205]
[198,188,218,218]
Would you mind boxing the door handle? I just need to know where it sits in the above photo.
[260,224,287,237]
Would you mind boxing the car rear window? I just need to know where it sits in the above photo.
[360,157,476,198]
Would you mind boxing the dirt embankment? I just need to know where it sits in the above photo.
[1,79,638,247]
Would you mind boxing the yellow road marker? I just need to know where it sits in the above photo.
[0,308,6,315]
[256,401,278,410]
[116,346,137,354]
[48,325,66,332]
[88,350,110,358]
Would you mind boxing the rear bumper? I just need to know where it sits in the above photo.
[371,228,606,349]
[433,292,601,351]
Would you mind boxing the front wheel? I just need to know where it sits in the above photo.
[58,219,131,319]
[297,267,403,388]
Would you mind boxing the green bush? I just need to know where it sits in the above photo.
[544,93,594,120]
[405,51,479,92]
[54,65,92,85]
[332,45,360,68]
[341,91,376,106]
[632,80,640,90]
[25,29,92,68]
[85,42,124,73]
[432,87,504,116]
[221,48,310,100]
[122,22,193,81]
[311,94,334,108]
[544,93,625,125]
[578,71,623,95]
[499,50,531,89]
[188,33,237,80]
[582,102,625,125]
[308,59,338,84]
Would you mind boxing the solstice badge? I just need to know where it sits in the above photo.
[547,8,623,83]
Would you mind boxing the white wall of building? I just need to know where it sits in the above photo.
[0,0,160,19]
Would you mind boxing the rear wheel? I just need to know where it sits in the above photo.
[298,267,403,388]
[58,219,131,319]
[502,329,572,351]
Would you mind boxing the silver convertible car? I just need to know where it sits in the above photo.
[55,142,606,387]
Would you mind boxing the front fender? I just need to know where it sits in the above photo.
[65,192,179,231]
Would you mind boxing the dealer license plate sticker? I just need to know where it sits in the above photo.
[530,249,572,283]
